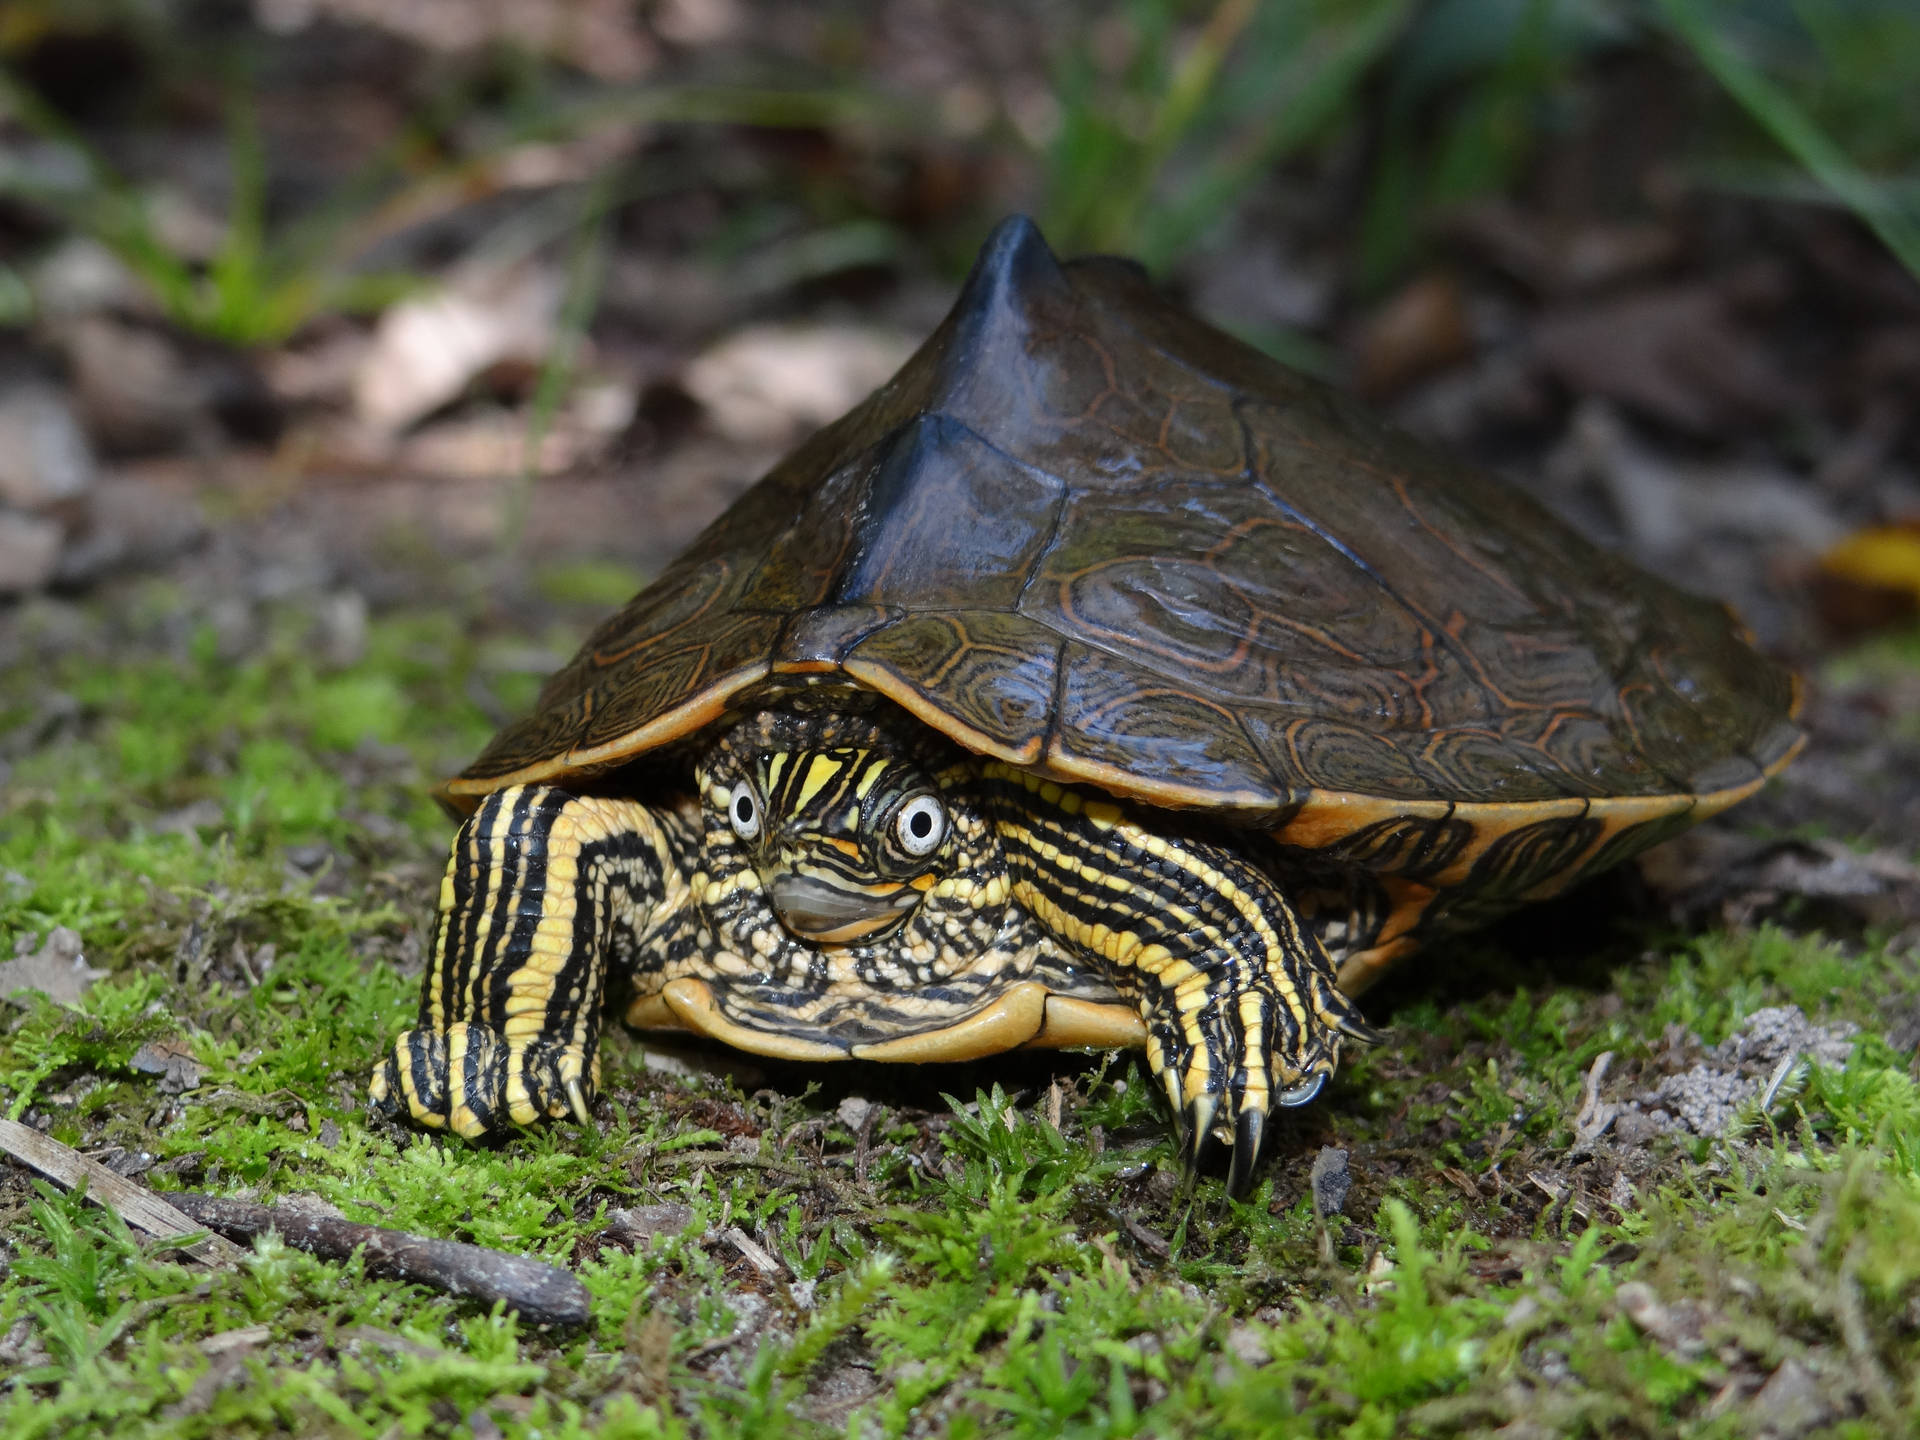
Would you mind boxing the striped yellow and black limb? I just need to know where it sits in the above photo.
[369,784,697,1139]
[983,765,1380,1197]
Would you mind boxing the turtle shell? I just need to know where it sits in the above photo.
[448,216,1802,990]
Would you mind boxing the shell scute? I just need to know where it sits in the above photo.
[827,415,1065,612]
[843,611,1060,764]
[1044,642,1288,812]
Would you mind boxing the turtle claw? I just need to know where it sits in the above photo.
[566,1076,593,1127]
[1181,1093,1223,1173]
[1332,1009,1385,1048]
[1312,968,1384,1048]
[1278,1071,1328,1108]
[1142,965,1372,1197]
[1226,1107,1267,1199]
[1157,1063,1189,1150]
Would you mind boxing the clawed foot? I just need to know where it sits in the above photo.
[1145,967,1380,1198]
[369,1023,595,1139]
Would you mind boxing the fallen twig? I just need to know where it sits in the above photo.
[0,1117,590,1326]
[722,1224,784,1278]
[164,1192,592,1329]
[0,1117,243,1265]
[1120,1212,1172,1260]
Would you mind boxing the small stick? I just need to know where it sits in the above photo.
[0,1117,243,1265]
[165,1192,592,1329]
[722,1225,784,1278]
[0,1118,590,1327]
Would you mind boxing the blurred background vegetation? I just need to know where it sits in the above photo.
[0,0,1910,626]
[0,0,1913,345]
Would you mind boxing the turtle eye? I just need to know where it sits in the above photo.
[894,795,947,857]
[727,780,762,841]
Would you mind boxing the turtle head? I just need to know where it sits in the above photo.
[722,742,951,945]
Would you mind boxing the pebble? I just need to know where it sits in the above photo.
[0,383,96,511]
[836,1095,874,1131]
[0,509,64,593]
[1309,1145,1351,1218]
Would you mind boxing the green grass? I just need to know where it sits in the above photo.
[1040,0,1414,271]
[1658,0,1920,279]
[0,590,1915,1436]
[0,69,421,347]
[5,0,1912,375]
[0,45,917,350]
[1037,0,1920,291]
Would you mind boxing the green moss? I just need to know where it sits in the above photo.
[2,597,1913,1436]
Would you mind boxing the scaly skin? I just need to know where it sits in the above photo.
[371,709,1377,1195]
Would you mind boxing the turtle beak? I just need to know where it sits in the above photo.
[765,872,920,944]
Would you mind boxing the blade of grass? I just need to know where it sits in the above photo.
[1139,0,1415,270]
[523,81,918,149]
[1355,0,1609,292]
[206,86,269,344]
[1657,0,1920,279]
[1040,0,1415,269]
[1091,0,1261,255]
[0,64,405,345]
[0,67,201,316]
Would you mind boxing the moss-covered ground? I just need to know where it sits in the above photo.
[1,575,1916,1438]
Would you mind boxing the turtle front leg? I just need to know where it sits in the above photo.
[370,784,696,1139]
[987,768,1379,1197]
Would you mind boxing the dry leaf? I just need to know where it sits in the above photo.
[130,1039,208,1094]
[1534,285,1794,433]
[1351,271,1472,398]
[353,263,562,434]
[1815,522,1920,633]
[0,928,106,1006]
[1821,523,1920,599]
[681,325,918,445]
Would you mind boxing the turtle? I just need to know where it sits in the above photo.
[370,215,1802,1196]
